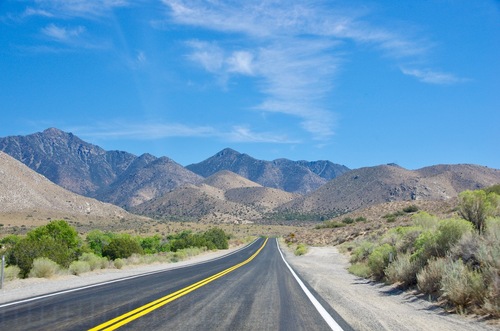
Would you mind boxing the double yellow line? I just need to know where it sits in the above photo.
[89,238,268,331]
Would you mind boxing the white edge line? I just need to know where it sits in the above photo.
[276,238,344,331]
[0,238,260,309]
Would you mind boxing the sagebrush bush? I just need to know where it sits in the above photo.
[412,212,438,229]
[69,260,91,275]
[449,232,481,269]
[417,257,446,295]
[368,244,396,279]
[441,259,486,310]
[294,243,308,256]
[113,258,124,269]
[385,253,422,287]
[29,257,61,278]
[350,241,375,263]
[4,265,21,281]
[79,252,108,271]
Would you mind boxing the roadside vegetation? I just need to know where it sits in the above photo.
[341,188,500,317]
[0,221,230,280]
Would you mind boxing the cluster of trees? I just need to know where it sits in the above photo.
[0,221,229,278]
[345,187,500,316]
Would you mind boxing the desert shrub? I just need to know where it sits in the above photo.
[29,257,61,278]
[69,260,91,275]
[368,244,396,279]
[449,232,481,269]
[350,241,376,263]
[441,259,486,310]
[396,227,423,254]
[342,217,354,224]
[355,217,367,223]
[79,252,108,270]
[417,257,447,295]
[113,258,124,269]
[412,212,438,229]
[458,190,499,234]
[476,225,500,316]
[403,205,419,213]
[412,218,473,263]
[385,253,422,287]
[102,237,143,260]
[294,243,308,256]
[4,265,21,281]
[348,263,371,278]
[316,221,345,229]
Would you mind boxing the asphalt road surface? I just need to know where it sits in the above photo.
[0,238,352,330]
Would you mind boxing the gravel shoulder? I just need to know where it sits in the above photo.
[281,244,498,331]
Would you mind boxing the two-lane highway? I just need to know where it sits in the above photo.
[0,238,351,330]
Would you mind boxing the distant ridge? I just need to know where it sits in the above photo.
[0,128,202,208]
[278,163,500,216]
[186,148,350,194]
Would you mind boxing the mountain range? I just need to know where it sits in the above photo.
[1,128,500,223]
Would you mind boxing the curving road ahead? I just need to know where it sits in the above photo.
[0,238,352,331]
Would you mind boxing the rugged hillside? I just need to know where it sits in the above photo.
[186,148,350,194]
[0,128,202,208]
[0,151,134,222]
[131,170,298,222]
[278,163,500,216]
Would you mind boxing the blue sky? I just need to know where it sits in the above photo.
[1,1,499,170]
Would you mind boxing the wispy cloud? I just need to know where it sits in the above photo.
[163,0,444,141]
[41,24,86,44]
[28,0,129,19]
[68,121,293,144]
[400,67,469,85]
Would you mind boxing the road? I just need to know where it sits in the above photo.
[0,238,352,330]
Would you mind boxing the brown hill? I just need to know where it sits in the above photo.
[0,151,136,223]
[131,170,298,222]
[279,164,500,217]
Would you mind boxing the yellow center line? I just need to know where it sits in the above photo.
[89,238,268,331]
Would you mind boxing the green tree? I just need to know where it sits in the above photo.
[86,230,114,256]
[203,228,229,249]
[6,220,82,277]
[458,190,499,234]
[102,237,143,260]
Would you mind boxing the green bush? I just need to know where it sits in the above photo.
[412,218,473,262]
[384,253,422,287]
[417,257,447,295]
[29,257,61,278]
[4,265,21,281]
[102,236,143,260]
[412,212,438,229]
[342,217,354,224]
[441,259,486,310]
[294,243,308,256]
[79,252,108,270]
[203,228,229,249]
[368,244,396,279]
[403,205,419,213]
[85,230,113,256]
[348,263,371,278]
[69,260,91,275]
[355,217,367,223]
[113,258,124,269]
[458,190,499,234]
[350,241,375,263]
